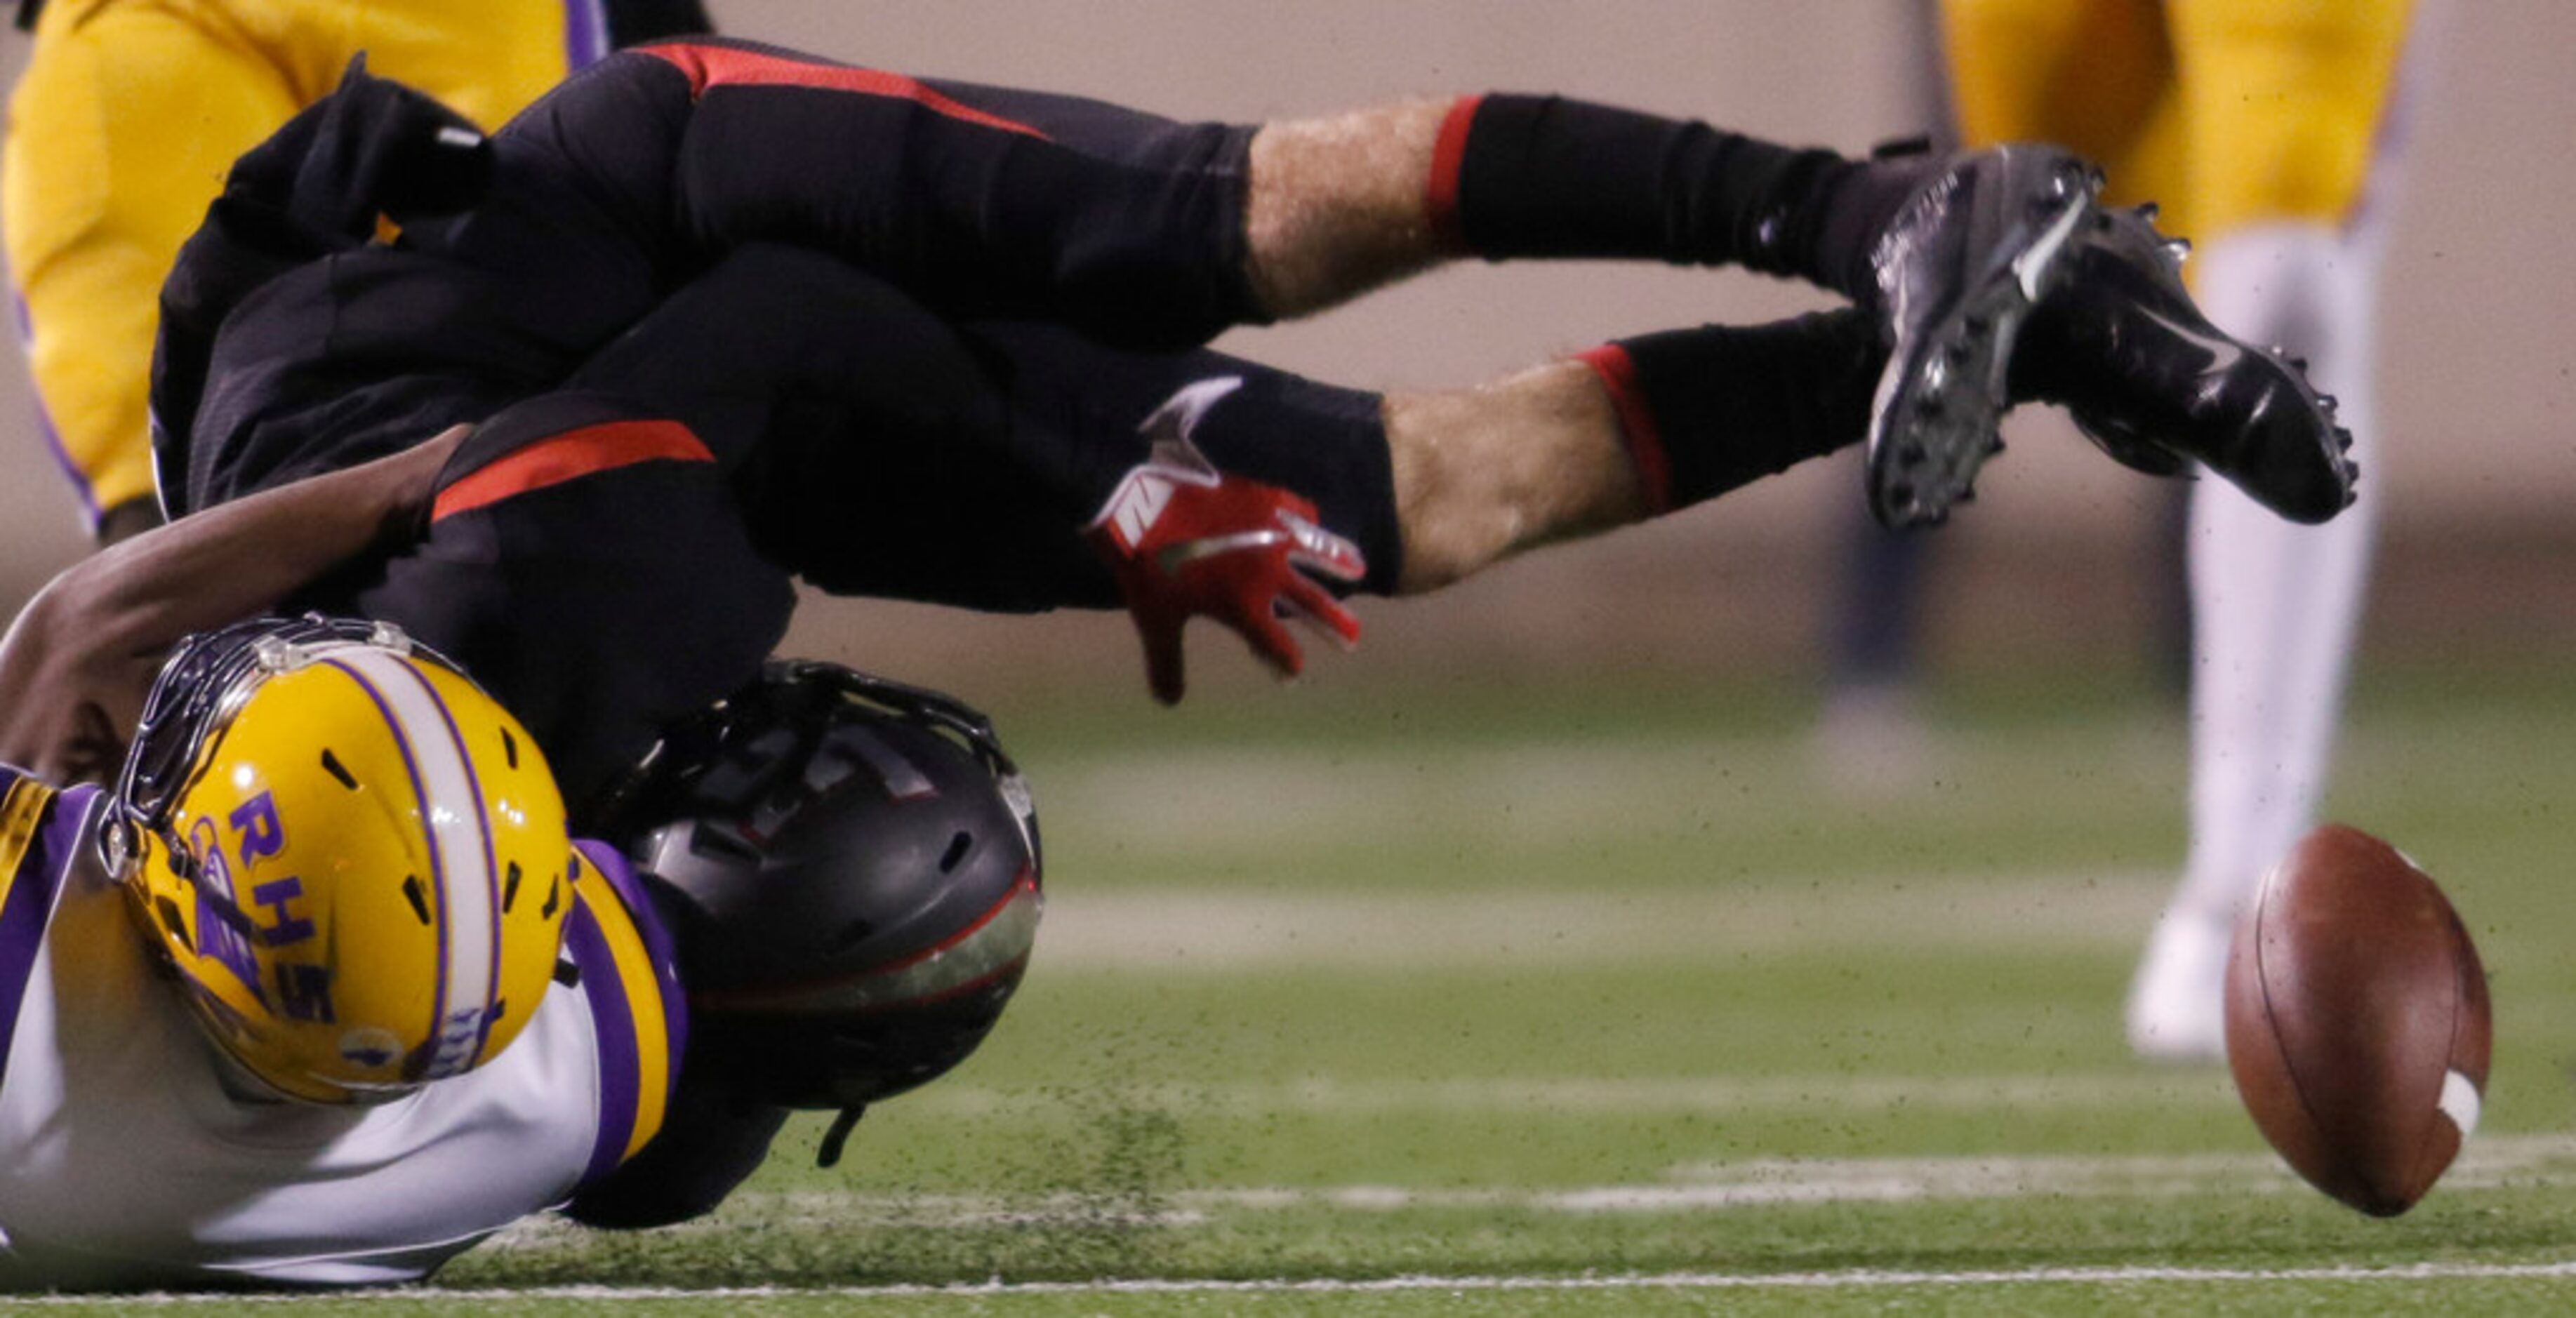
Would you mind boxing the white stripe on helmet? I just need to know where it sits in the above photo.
[316,645,503,1079]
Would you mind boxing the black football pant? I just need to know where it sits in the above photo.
[362,244,1398,816]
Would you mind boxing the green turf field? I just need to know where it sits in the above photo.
[18,662,2575,1314]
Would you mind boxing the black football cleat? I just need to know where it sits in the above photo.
[2011,204,2359,524]
[1863,144,2099,528]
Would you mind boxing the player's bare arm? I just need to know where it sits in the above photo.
[0,425,468,784]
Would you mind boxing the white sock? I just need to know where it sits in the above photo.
[2174,222,2384,920]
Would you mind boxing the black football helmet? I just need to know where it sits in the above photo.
[604,660,1042,1165]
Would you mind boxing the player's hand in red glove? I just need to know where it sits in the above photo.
[1087,378,1367,704]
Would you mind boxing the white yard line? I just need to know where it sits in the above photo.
[1044,743,1814,853]
[29,1138,2575,1305]
[1035,734,2174,864]
[1034,872,2171,968]
[22,1260,2576,1305]
[697,1132,2576,1223]
[453,1134,2576,1244]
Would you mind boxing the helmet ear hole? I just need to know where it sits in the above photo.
[155,896,194,952]
[938,831,972,873]
[400,875,433,925]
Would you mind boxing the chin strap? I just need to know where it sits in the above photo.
[816,1105,867,1169]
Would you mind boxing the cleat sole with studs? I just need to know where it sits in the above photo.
[1865,147,2100,528]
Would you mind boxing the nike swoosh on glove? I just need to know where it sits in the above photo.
[1086,378,1366,704]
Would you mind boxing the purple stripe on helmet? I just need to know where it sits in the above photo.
[574,838,688,1080]
[11,293,102,526]
[319,658,453,1079]
[565,0,609,70]
[565,898,642,1186]
[0,785,95,1087]
[386,658,508,1065]
[368,653,512,1076]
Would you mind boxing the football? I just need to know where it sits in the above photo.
[2224,823,2492,1216]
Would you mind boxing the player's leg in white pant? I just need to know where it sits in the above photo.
[2127,222,2386,1060]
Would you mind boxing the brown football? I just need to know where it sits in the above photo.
[2224,823,2491,1216]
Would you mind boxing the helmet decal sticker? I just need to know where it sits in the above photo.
[183,816,263,999]
[227,790,286,868]
[247,877,314,947]
[338,1027,401,1069]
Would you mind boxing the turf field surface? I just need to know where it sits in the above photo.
[10,663,2572,1314]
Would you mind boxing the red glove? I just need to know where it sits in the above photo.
[1087,378,1367,704]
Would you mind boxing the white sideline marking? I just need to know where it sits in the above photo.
[20,1261,2576,1305]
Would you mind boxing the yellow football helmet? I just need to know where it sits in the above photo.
[103,616,575,1104]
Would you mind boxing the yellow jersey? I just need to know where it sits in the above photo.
[1941,0,2417,244]
[4,0,620,528]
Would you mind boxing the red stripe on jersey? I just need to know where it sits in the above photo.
[432,421,715,523]
[1424,95,1484,253]
[1573,345,1673,515]
[639,44,1051,140]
